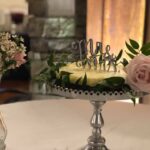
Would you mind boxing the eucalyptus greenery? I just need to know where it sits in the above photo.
[122,39,150,66]
[34,53,67,89]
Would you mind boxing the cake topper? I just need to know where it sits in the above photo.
[72,39,118,72]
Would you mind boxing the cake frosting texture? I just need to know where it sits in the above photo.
[59,63,126,87]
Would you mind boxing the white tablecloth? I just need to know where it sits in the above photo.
[0,99,150,150]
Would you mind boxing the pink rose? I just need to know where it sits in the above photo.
[125,54,150,93]
[12,51,26,67]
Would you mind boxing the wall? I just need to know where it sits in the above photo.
[26,0,86,80]
[0,0,28,13]
[0,0,28,29]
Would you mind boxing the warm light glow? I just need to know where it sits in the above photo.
[86,0,104,50]
[87,0,146,55]
[0,0,28,14]
[103,0,145,54]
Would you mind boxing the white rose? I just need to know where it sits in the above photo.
[125,54,150,93]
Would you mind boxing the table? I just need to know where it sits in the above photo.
[0,99,150,150]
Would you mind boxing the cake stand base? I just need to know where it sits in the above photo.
[81,101,109,150]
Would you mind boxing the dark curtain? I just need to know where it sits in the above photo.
[144,0,150,43]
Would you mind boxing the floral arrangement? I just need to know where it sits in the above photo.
[123,39,150,93]
[0,32,26,74]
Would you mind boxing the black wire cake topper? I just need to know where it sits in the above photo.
[72,39,118,72]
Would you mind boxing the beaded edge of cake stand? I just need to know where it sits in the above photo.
[52,85,144,101]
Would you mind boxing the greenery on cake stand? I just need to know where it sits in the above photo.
[122,39,150,66]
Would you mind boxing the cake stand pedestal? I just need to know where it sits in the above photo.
[82,100,108,150]
[52,85,144,150]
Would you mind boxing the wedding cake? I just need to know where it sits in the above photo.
[36,38,150,94]
[56,39,127,92]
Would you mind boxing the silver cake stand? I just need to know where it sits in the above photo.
[52,85,144,150]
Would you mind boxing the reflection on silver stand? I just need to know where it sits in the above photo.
[82,101,108,150]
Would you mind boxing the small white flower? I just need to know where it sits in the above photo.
[0,32,26,74]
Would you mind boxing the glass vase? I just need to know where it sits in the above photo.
[0,113,7,150]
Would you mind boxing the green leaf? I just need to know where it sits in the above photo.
[126,51,135,59]
[47,53,54,66]
[116,49,123,61]
[122,84,131,91]
[121,58,128,66]
[82,73,87,87]
[61,53,68,63]
[105,77,125,87]
[129,39,139,49]
[49,69,57,79]
[131,98,136,106]
[93,84,109,92]
[122,84,136,105]
[125,42,139,55]
[140,42,150,52]
[75,77,82,85]
[55,63,66,72]
[141,49,150,56]
[62,75,70,86]
[96,77,125,91]
[39,68,48,74]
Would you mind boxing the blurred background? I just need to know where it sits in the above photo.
[0,0,149,103]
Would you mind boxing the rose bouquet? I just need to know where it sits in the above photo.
[0,32,26,75]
